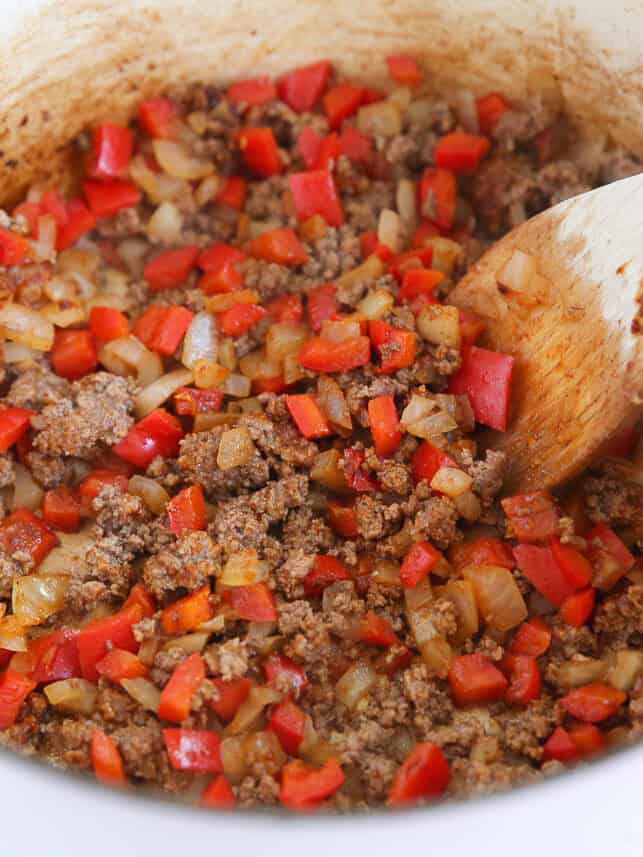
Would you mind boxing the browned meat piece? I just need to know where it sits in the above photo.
[143,531,220,600]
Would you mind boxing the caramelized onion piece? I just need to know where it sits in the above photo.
[463,564,527,632]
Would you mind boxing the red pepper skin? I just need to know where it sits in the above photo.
[387,743,450,806]
[449,537,514,571]
[247,228,307,265]
[399,269,443,305]
[561,683,627,723]
[304,555,351,596]
[280,758,345,810]
[448,345,514,431]
[90,123,133,178]
[419,167,457,230]
[223,583,278,622]
[298,336,371,373]
[89,306,129,341]
[91,729,127,786]
[448,654,508,706]
[78,470,129,504]
[551,538,593,588]
[358,611,399,647]
[199,264,243,294]
[400,541,442,588]
[513,543,576,607]
[510,618,552,657]
[503,654,541,705]
[542,726,579,763]
[144,246,200,290]
[113,408,184,468]
[0,670,36,729]
[568,723,607,759]
[0,408,34,454]
[56,198,96,250]
[163,729,222,772]
[201,775,237,809]
[0,228,31,265]
[96,649,148,681]
[543,724,607,763]
[173,387,223,416]
[368,395,402,457]
[83,179,141,218]
[458,308,486,346]
[77,606,141,681]
[42,487,82,533]
[269,699,306,755]
[138,97,178,139]
[285,394,331,439]
[290,170,344,226]
[388,246,434,282]
[560,588,596,627]
[167,485,207,536]
[386,54,421,86]
[323,85,364,130]
[315,134,341,171]
[307,283,337,332]
[51,329,98,380]
[134,305,194,355]
[227,77,276,107]
[501,490,560,544]
[434,132,491,174]
[476,93,510,135]
[26,628,81,684]
[264,654,308,698]
[209,678,253,722]
[158,653,206,723]
[198,243,246,273]
[236,127,282,176]
[268,294,303,323]
[587,523,635,575]
[298,127,323,170]
[218,303,268,337]
[369,320,416,374]
[123,584,156,618]
[279,62,332,112]
[339,127,373,165]
[216,176,247,210]
[342,448,380,492]
[0,509,58,568]
[161,585,213,636]
[412,442,455,485]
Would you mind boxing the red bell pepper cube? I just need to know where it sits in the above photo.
[476,93,510,136]
[113,408,184,468]
[435,132,491,174]
[561,683,627,723]
[223,583,278,622]
[83,179,141,218]
[215,176,247,210]
[227,76,276,107]
[550,538,593,588]
[51,329,97,381]
[358,611,399,647]
[198,264,243,294]
[459,308,485,346]
[218,302,268,337]
[123,583,156,618]
[545,724,607,763]
[339,127,373,165]
[236,127,282,177]
[501,490,560,544]
[253,376,288,395]
[163,728,222,772]
[298,127,323,170]
[0,670,36,729]
[89,306,129,342]
[161,585,212,635]
[144,245,199,290]
[278,61,332,112]
[542,726,579,763]
[419,167,457,231]
[307,283,337,332]
[323,84,364,130]
[400,541,442,588]
[38,190,68,228]
[326,501,359,539]
[89,123,133,179]
[167,485,207,536]
[285,394,331,439]
[449,536,514,571]
[26,628,81,684]
[369,320,416,374]
[96,648,148,681]
[135,305,194,355]
[513,543,576,607]
[368,395,402,457]
[56,197,96,250]
[78,469,129,504]
[0,508,58,567]
[448,653,508,706]
[342,448,380,492]
[138,96,178,139]
[503,654,541,705]
[0,407,33,454]
[42,486,82,533]
[386,54,421,85]
[158,652,206,723]
[360,231,393,261]
[197,242,246,272]
[448,345,513,431]
[304,555,351,596]
[77,606,141,680]
[560,587,596,628]
[173,387,223,416]
[264,654,308,698]
[510,618,552,657]
[412,441,455,485]
[268,294,303,323]
[91,729,127,786]
[269,699,306,755]
[568,723,607,759]
[387,743,450,806]
[247,227,307,265]
[210,677,254,722]
[399,269,444,306]
[0,228,31,266]
[315,133,341,171]
[201,775,237,809]
[388,246,434,282]
[586,523,635,577]
[280,758,345,810]
[291,170,344,226]
[299,335,371,373]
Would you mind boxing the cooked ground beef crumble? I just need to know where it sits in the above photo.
[0,57,640,812]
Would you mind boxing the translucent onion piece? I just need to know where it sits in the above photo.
[335,661,377,709]
[31,214,57,261]
[389,86,412,111]
[120,677,161,712]
[463,564,528,632]
[152,139,214,180]
[12,575,68,626]
[554,659,609,690]
[128,475,170,514]
[99,335,163,386]
[11,463,43,512]
[220,549,267,586]
[38,527,92,576]
[221,373,251,398]
[130,154,189,204]
[497,249,537,294]
[192,359,229,389]
[0,303,54,351]
[417,304,461,348]
[320,319,361,343]
[217,426,256,470]
[0,616,28,652]
[299,214,327,242]
[137,638,159,667]
[265,322,309,362]
[371,560,401,587]
[44,679,97,715]
[117,238,149,277]
[218,339,237,371]
[239,350,282,381]
[606,650,643,692]
[182,311,219,369]
[317,375,352,431]
[335,255,383,290]
[356,288,395,321]
[135,368,193,418]
[425,237,463,275]
[299,714,320,759]
[283,352,305,386]
[220,735,248,783]
[147,201,183,244]
[430,466,473,498]
[239,397,263,413]
[357,100,402,137]
[404,578,433,613]
[418,637,452,677]
[162,632,210,654]
[400,395,435,426]
[443,579,479,643]
[226,685,281,736]
[243,730,287,774]
[40,303,87,328]
[311,449,349,493]
[406,410,457,441]
[193,413,239,432]
[3,342,40,364]
[454,490,483,522]
[377,209,404,253]
[44,276,78,304]
[195,175,222,208]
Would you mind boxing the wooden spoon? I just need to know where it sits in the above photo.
[450,172,643,494]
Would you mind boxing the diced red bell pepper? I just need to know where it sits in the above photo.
[197,242,246,273]
[290,170,344,227]
[227,76,276,107]
[199,264,243,294]
[0,509,58,567]
[449,537,514,571]
[13,201,41,235]
[38,190,68,229]
[503,654,541,705]
[201,775,237,809]
[173,387,223,416]
[542,726,579,763]
[78,469,129,504]
[561,683,627,723]
[285,394,331,439]
[412,441,455,485]
[215,176,248,210]
[386,54,421,86]
[218,302,268,337]
[42,486,82,533]
[435,132,491,174]
[307,283,337,332]
[342,448,380,492]
[586,523,635,579]
[113,408,184,468]
[77,606,141,680]
[158,652,206,723]
[56,197,96,250]
[476,93,510,136]
[357,610,398,646]
[513,543,576,607]
[123,584,156,618]
[161,585,212,635]
[163,728,222,772]
[316,134,341,171]
[269,699,306,755]
[89,123,133,179]
[0,228,31,266]
[323,84,364,130]
[543,724,607,763]
[91,728,127,786]
[223,583,278,622]
[144,245,200,290]
[89,306,129,342]
[447,345,513,431]
[501,490,560,544]
[83,179,141,218]
[210,677,253,722]
[400,541,442,588]
[253,377,288,395]
[560,588,596,628]
[0,407,33,454]
[0,670,36,729]
[279,61,332,112]
[419,168,457,231]
[510,618,552,657]
[268,294,303,323]
[26,628,81,684]
[298,127,323,170]
[167,485,207,536]
[369,320,416,374]
[448,654,508,706]
[304,555,351,596]
[368,395,402,458]
[387,247,434,282]
[280,758,345,810]
[551,538,593,588]
[399,269,443,306]
[339,127,373,165]
[135,305,194,355]
[138,96,178,139]
[247,228,307,265]
[387,742,450,806]
[96,648,148,681]
[568,723,607,758]
[51,329,97,381]
[326,501,358,539]
[360,231,391,261]
[236,127,282,177]
[299,335,371,373]
[264,654,308,698]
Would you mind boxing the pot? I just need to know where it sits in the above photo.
[0,1,642,855]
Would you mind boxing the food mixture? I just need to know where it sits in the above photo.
[0,56,641,812]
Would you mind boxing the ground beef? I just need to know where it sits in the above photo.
[0,455,14,489]
[204,637,249,680]
[300,226,361,283]
[7,364,70,410]
[583,470,643,533]
[469,449,507,505]
[143,531,221,600]
[410,495,460,549]
[177,426,270,498]
[471,154,542,236]
[239,411,317,468]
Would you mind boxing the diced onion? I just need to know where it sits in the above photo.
[38,527,92,576]
[11,463,43,512]
[193,413,239,432]
[554,658,608,689]
[152,139,214,180]
[417,304,461,348]
[12,575,68,626]
[388,86,412,111]
[135,368,193,418]
[443,579,479,643]
[218,339,237,371]
[371,559,401,586]
[0,303,54,351]
[283,352,305,385]
[31,214,57,261]
[317,375,352,431]
[311,449,349,493]
[377,209,404,253]
[498,249,537,293]
[217,426,256,469]
[463,564,527,632]
[147,202,183,244]
[356,288,395,321]
[192,359,229,389]
[239,350,282,381]
[335,255,383,290]
[221,373,251,398]
[0,616,28,652]
[606,650,643,692]
[130,154,189,203]
[121,677,161,712]
[163,632,210,654]
[3,342,40,364]
[407,605,452,677]
[128,475,170,514]
[206,289,259,313]
[430,466,473,498]
[181,311,219,370]
[220,736,248,783]
[425,238,463,275]
[220,549,267,586]
[453,90,480,133]
[40,303,87,328]
[405,410,457,441]
[396,179,418,232]
[404,578,433,613]
[265,322,309,362]
[357,101,402,137]
[197,615,226,634]
[335,661,377,709]
[226,685,281,736]
[44,679,97,715]
[99,335,163,385]
[195,175,222,208]
[320,319,361,343]
[117,238,149,277]
[454,490,483,522]
[400,395,434,426]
